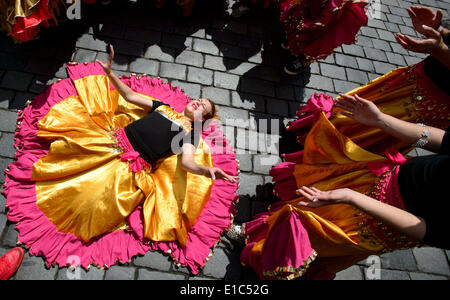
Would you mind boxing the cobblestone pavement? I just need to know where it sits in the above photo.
[1,0,450,280]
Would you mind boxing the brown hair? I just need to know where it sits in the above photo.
[203,98,220,121]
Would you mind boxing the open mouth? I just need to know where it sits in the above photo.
[192,103,198,110]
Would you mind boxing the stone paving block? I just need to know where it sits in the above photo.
[303,74,335,93]
[367,19,387,30]
[380,249,418,271]
[204,55,227,71]
[346,68,369,85]
[333,79,359,94]
[0,109,18,133]
[0,132,15,158]
[320,63,347,80]
[2,224,19,247]
[73,49,98,64]
[341,44,365,57]
[143,45,175,62]
[266,97,289,117]
[253,154,281,175]
[335,265,364,280]
[363,47,388,62]
[193,39,219,55]
[129,58,159,76]
[218,105,250,129]
[57,266,105,280]
[0,192,5,213]
[187,66,213,85]
[1,71,33,91]
[409,272,448,280]
[115,40,145,57]
[360,27,379,39]
[373,61,396,74]
[76,34,109,52]
[386,13,405,25]
[227,60,257,76]
[0,213,6,236]
[404,56,423,65]
[236,153,253,172]
[386,51,407,66]
[413,247,450,276]
[202,87,230,106]
[372,39,392,51]
[12,92,38,110]
[25,57,59,76]
[0,89,14,109]
[335,53,358,69]
[237,173,264,196]
[138,269,186,280]
[176,50,204,67]
[105,265,136,280]
[124,27,161,44]
[214,71,240,90]
[202,247,242,279]
[356,57,375,72]
[231,91,265,112]
[171,80,201,99]
[133,251,172,271]
[14,253,58,280]
[160,62,186,80]
[220,44,247,61]
[378,269,411,280]
[377,29,398,42]
[0,52,27,71]
[390,42,409,55]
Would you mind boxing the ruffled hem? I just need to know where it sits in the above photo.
[3,61,239,274]
[240,208,317,280]
[281,0,369,60]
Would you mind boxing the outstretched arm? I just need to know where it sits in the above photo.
[98,45,154,111]
[297,186,426,242]
[181,143,238,182]
[335,94,446,153]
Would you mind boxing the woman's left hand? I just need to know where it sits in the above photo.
[207,167,238,183]
[296,186,355,208]
[395,25,447,55]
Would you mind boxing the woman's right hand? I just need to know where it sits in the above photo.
[97,45,114,75]
[335,93,384,127]
[296,186,356,208]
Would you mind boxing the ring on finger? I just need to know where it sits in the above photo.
[312,198,319,203]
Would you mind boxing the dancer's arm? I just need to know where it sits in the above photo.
[97,45,154,111]
[297,186,426,242]
[335,94,446,153]
[181,143,237,182]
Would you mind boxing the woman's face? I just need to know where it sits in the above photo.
[184,98,213,122]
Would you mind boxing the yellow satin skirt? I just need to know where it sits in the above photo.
[32,74,214,244]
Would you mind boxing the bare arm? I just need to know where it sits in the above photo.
[98,45,154,111]
[335,94,446,153]
[297,186,426,242]
[181,143,237,182]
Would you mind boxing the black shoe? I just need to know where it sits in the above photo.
[283,58,310,75]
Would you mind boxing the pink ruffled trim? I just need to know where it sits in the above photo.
[3,78,152,269]
[240,209,316,280]
[286,93,334,144]
[4,61,239,274]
